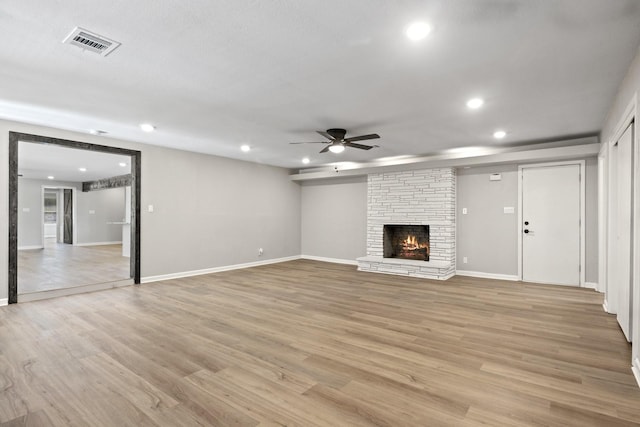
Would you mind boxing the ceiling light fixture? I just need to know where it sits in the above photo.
[139,123,155,132]
[79,167,87,172]
[493,130,507,139]
[119,162,127,167]
[47,176,55,180]
[328,145,345,154]
[302,157,310,164]
[241,145,251,152]
[466,98,484,109]
[406,22,432,41]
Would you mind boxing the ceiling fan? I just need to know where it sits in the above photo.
[290,128,380,153]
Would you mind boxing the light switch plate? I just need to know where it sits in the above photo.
[22,207,30,213]
[490,173,502,181]
[89,210,96,215]
[148,205,154,213]
[462,208,468,215]
[504,207,515,214]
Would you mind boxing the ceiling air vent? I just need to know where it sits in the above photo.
[63,27,121,57]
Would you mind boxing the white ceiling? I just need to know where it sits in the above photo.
[1,0,639,169]
[19,142,131,182]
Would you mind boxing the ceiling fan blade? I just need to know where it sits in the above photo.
[344,133,380,142]
[289,141,327,144]
[345,142,375,150]
[319,145,331,153]
[317,131,335,141]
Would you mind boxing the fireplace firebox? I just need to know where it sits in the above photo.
[383,224,430,261]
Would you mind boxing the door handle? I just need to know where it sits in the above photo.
[524,229,531,234]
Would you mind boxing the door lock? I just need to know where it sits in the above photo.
[524,229,530,234]
[524,221,529,225]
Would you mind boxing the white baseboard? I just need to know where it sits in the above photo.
[584,282,598,290]
[0,298,7,307]
[141,255,302,284]
[603,299,611,313]
[300,255,358,266]
[455,270,519,281]
[75,241,122,247]
[18,245,43,250]
[633,358,640,389]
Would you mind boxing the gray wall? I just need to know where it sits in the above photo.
[456,159,598,282]
[456,165,519,276]
[301,178,367,261]
[1,119,302,300]
[76,187,126,245]
[17,179,125,248]
[17,179,80,248]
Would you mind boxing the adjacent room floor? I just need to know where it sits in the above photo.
[17,238,130,294]
[1,259,639,426]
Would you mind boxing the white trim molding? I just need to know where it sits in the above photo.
[301,255,358,266]
[141,255,302,283]
[75,241,122,247]
[455,270,519,281]
[18,245,44,251]
[633,358,640,389]
[584,282,599,290]
[0,298,8,307]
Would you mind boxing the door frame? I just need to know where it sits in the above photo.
[517,160,586,286]
[41,185,77,246]
[8,132,142,304]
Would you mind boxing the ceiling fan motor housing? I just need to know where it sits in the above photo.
[327,128,347,140]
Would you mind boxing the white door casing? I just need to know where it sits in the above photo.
[518,162,584,286]
[614,124,634,341]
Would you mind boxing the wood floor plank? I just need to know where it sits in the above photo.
[1,259,639,425]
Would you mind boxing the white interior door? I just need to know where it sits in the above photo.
[522,164,581,286]
[615,124,633,341]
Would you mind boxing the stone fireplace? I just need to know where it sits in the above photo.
[357,168,455,280]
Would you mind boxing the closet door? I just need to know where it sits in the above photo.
[615,124,633,341]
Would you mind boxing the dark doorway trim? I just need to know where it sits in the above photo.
[8,132,142,304]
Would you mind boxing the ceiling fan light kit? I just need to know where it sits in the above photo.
[290,128,380,154]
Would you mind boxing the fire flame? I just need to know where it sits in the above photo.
[402,234,428,250]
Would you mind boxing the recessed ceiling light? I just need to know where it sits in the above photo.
[328,145,345,154]
[78,167,87,172]
[466,98,484,109]
[47,176,54,180]
[302,157,310,164]
[406,22,432,41]
[119,162,127,167]
[493,130,507,139]
[139,123,155,132]
[241,145,251,152]
[89,129,107,135]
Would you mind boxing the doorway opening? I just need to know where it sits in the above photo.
[8,132,141,304]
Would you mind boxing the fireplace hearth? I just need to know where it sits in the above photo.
[383,224,430,261]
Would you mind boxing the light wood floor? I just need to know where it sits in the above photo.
[1,260,639,426]
[18,239,130,294]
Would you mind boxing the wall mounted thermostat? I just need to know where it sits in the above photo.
[489,173,502,181]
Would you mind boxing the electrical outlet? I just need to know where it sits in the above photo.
[462,208,468,215]
[258,248,263,256]
[463,257,468,264]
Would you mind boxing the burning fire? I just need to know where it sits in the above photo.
[402,235,428,251]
